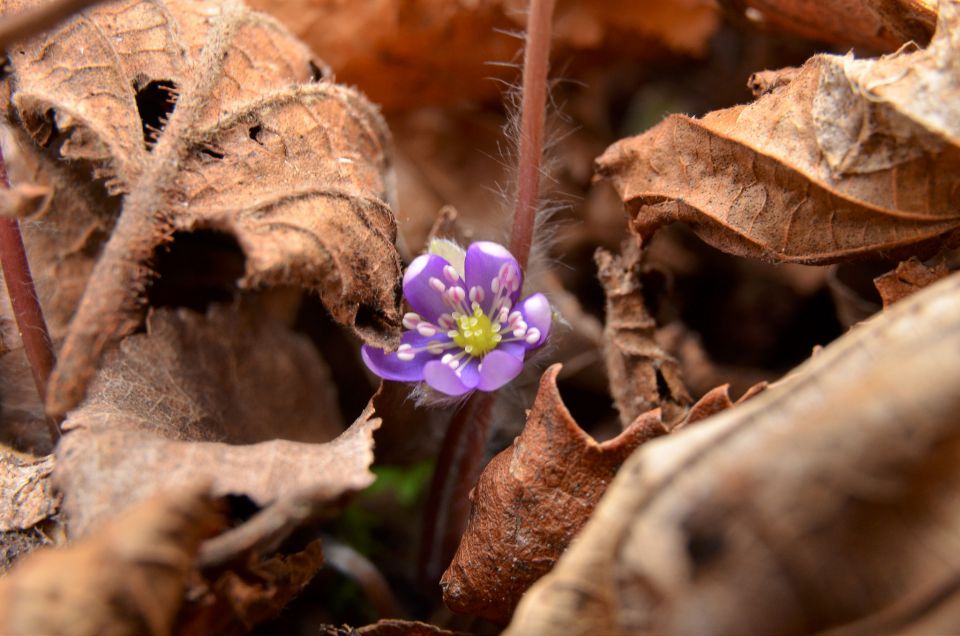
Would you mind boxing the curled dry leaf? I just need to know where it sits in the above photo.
[720,0,935,51]
[54,305,375,538]
[507,271,960,636]
[0,0,401,416]
[597,1,960,265]
[179,540,325,636]
[597,239,690,428]
[249,0,719,110]
[874,255,950,308]
[441,364,666,625]
[0,485,222,636]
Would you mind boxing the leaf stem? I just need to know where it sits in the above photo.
[509,0,555,272]
[0,147,60,443]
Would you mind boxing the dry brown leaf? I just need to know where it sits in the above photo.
[507,270,960,636]
[1,0,401,416]
[53,305,374,537]
[597,2,960,265]
[322,620,470,636]
[441,364,666,625]
[0,485,222,636]
[0,450,56,532]
[597,239,691,427]
[248,0,719,110]
[178,540,325,636]
[874,256,950,307]
[721,0,936,51]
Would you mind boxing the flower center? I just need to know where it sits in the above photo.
[451,305,501,357]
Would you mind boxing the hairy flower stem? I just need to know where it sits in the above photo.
[420,0,554,586]
[0,148,60,443]
[509,0,555,273]
[420,391,496,586]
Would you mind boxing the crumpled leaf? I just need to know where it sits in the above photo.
[0,450,56,532]
[178,540,325,636]
[248,0,719,110]
[597,239,691,428]
[507,271,960,636]
[0,485,223,636]
[322,620,470,636]
[597,1,960,265]
[1,0,402,416]
[874,256,950,308]
[54,305,375,537]
[720,0,935,51]
[441,364,666,625]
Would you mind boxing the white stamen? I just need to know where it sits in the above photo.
[426,341,445,354]
[449,358,460,369]
[429,277,446,293]
[508,311,523,326]
[525,328,541,344]
[469,286,485,303]
[447,330,459,338]
[396,344,415,361]
[497,307,509,324]
[443,265,460,283]
[464,345,474,354]
[447,286,466,304]
[493,334,502,342]
[417,323,437,337]
[513,327,526,338]
[438,314,455,329]
[402,312,421,330]
[441,353,453,365]
[491,278,501,294]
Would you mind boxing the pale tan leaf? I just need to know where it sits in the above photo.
[507,271,960,636]
[0,485,222,636]
[53,305,374,537]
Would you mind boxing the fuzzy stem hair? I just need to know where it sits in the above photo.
[509,0,555,273]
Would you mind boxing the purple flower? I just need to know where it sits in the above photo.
[362,241,552,396]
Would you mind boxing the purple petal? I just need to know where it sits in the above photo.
[403,254,463,323]
[496,340,526,361]
[424,358,480,396]
[517,292,551,348]
[477,350,524,391]
[465,241,521,313]
[361,332,447,382]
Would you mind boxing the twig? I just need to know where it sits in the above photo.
[0,147,60,443]
[0,0,105,50]
[508,0,555,272]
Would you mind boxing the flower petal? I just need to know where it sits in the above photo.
[477,349,524,391]
[496,340,526,361]
[361,332,447,382]
[424,358,480,396]
[516,292,551,348]
[465,241,522,312]
[403,254,464,323]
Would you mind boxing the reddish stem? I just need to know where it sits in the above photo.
[419,392,496,587]
[509,0,555,272]
[0,147,60,443]
[420,0,555,589]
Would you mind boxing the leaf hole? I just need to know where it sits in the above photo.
[685,527,725,571]
[133,79,178,150]
[146,229,246,312]
[248,124,263,144]
[308,59,330,82]
[199,147,225,160]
